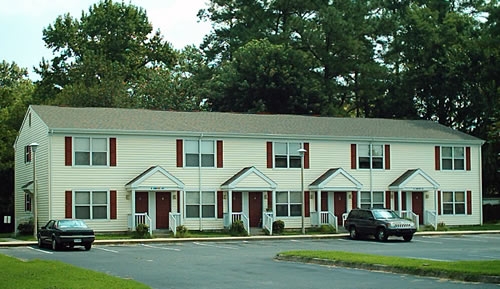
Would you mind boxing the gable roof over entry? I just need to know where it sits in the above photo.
[389,169,439,191]
[125,166,184,191]
[221,166,277,191]
[309,168,362,191]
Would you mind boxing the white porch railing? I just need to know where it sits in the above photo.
[263,212,274,235]
[342,213,348,228]
[310,211,338,231]
[169,212,181,236]
[128,213,152,235]
[229,213,250,235]
[425,210,437,230]
[401,210,419,231]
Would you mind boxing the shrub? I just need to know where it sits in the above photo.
[229,220,248,236]
[17,219,34,235]
[175,225,189,238]
[134,223,151,238]
[437,222,448,231]
[319,224,336,233]
[272,220,285,235]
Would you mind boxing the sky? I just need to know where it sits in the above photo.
[0,0,212,79]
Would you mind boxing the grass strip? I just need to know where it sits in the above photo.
[276,250,500,284]
[0,254,150,289]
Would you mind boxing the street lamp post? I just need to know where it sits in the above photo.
[298,147,307,235]
[30,142,39,239]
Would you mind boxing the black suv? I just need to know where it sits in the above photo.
[344,208,416,242]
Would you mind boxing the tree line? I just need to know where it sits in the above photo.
[1,0,499,222]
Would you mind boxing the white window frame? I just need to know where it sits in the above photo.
[358,144,384,170]
[360,191,385,209]
[25,193,32,212]
[74,137,108,166]
[24,145,32,164]
[441,146,465,171]
[74,190,109,219]
[274,142,302,168]
[442,191,466,215]
[185,191,216,218]
[276,191,302,217]
[184,140,215,168]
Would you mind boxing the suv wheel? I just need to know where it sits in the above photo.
[375,228,388,241]
[349,227,358,240]
[403,234,413,242]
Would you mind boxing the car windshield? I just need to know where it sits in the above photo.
[373,210,400,220]
[57,220,89,228]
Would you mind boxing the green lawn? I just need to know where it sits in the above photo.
[0,254,150,289]
[277,250,500,283]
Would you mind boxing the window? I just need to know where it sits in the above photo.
[274,142,302,168]
[442,191,465,215]
[276,191,302,217]
[185,191,216,218]
[441,147,465,170]
[358,144,384,169]
[74,137,108,166]
[24,145,32,163]
[25,193,32,212]
[74,191,108,219]
[185,140,215,167]
[360,191,384,209]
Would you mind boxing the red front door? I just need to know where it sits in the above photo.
[135,192,148,213]
[156,192,171,229]
[412,192,424,224]
[333,192,347,226]
[249,192,262,227]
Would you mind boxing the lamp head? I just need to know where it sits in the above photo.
[298,148,307,156]
[30,142,39,153]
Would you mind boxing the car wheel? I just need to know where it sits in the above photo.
[403,234,413,242]
[37,236,43,248]
[84,243,92,251]
[349,227,358,240]
[375,228,388,241]
[51,238,60,251]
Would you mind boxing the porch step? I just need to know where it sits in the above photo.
[152,230,171,237]
[250,227,266,236]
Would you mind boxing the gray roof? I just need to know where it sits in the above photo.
[30,105,482,143]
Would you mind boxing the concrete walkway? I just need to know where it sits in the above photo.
[1,230,499,247]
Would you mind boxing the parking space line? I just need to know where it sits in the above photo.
[412,239,443,244]
[95,247,120,253]
[141,244,180,251]
[27,246,53,254]
[193,242,238,250]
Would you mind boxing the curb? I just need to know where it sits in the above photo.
[1,230,499,247]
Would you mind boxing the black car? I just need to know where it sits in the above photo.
[37,219,95,251]
[344,208,416,242]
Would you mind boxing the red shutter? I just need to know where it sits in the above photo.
[467,190,472,215]
[351,144,357,169]
[110,190,117,219]
[65,137,72,166]
[304,191,310,217]
[217,191,223,218]
[266,142,273,168]
[435,146,440,170]
[351,191,357,209]
[466,147,471,171]
[110,138,116,166]
[217,140,223,168]
[437,191,441,215]
[267,191,272,210]
[304,142,310,169]
[385,144,391,170]
[176,139,183,167]
[385,191,391,209]
[65,191,72,218]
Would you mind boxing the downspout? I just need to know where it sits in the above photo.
[198,134,203,231]
[48,129,53,219]
[478,146,483,225]
[369,142,373,207]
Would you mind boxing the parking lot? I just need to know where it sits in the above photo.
[2,234,500,289]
